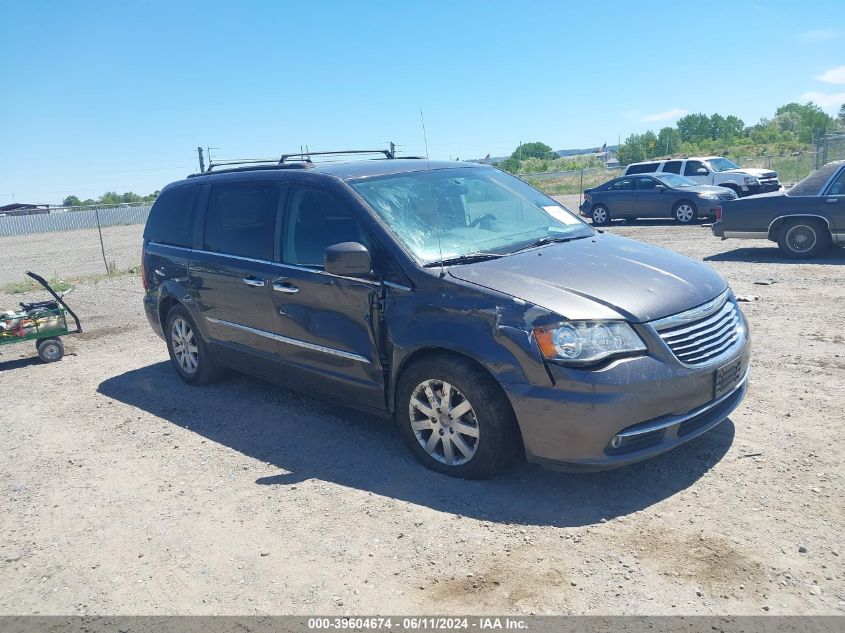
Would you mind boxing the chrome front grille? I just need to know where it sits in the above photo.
[652,292,744,366]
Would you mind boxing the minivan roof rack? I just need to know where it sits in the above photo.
[190,148,401,178]
[279,149,395,162]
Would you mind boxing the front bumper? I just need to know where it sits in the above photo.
[579,202,590,216]
[504,314,750,471]
[748,181,781,196]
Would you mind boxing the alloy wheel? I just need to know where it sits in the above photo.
[171,317,199,374]
[408,379,480,466]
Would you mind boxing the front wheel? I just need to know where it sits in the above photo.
[36,337,64,363]
[591,204,610,226]
[396,354,520,479]
[165,305,224,384]
[777,219,830,259]
[673,200,698,224]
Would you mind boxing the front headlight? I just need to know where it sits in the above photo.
[699,193,720,200]
[744,176,759,186]
[533,321,647,366]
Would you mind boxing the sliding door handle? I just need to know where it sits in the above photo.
[273,281,300,294]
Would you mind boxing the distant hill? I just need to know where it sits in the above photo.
[469,145,620,164]
[555,145,619,157]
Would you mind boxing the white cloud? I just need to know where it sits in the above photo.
[800,28,838,41]
[816,66,845,84]
[798,91,845,111]
[642,108,687,122]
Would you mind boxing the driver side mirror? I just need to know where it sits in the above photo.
[655,184,666,192]
[324,242,372,276]
[696,167,709,175]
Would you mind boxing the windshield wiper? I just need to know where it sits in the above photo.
[508,234,588,255]
[424,252,505,267]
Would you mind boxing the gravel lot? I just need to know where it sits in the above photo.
[1,199,843,615]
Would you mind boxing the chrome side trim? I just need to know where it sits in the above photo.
[832,232,845,246]
[650,290,730,330]
[384,280,413,292]
[618,368,749,439]
[723,231,768,239]
[192,248,273,266]
[205,317,371,364]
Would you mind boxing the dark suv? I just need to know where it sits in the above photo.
[142,151,750,478]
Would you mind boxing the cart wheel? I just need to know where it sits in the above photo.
[36,337,64,363]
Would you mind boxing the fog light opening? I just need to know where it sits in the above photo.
[610,435,623,449]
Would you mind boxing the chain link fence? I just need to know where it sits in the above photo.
[0,204,151,289]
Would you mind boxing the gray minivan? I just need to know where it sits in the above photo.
[142,152,750,478]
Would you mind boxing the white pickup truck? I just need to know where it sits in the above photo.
[623,156,781,197]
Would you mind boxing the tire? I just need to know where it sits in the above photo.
[777,218,830,259]
[591,204,610,226]
[673,200,698,224]
[164,304,224,385]
[396,353,520,479]
[36,337,64,363]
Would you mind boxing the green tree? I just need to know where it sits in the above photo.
[677,113,710,144]
[838,104,845,127]
[657,127,681,154]
[617,132,647,165]
[774,102,834,142]
[62,195,82,207]
[511,142,556,160]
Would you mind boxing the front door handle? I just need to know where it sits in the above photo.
[825,198,838,204]
[273,281,300,294]
[242,277,266,287]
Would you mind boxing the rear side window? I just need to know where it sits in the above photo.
[626,163,659,175]
[608,178,634,191]
[143,186,199,247]
[662,160,682,174]
[204,182,280,260]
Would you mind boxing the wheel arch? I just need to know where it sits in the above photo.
[767,214,831,241]
[391,346,525,449]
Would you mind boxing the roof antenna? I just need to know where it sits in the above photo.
[420,108,445,277]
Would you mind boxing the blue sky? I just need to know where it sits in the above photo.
[1,0,843,204]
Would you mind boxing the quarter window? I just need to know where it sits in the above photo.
[143,186,200,248]
[662,160,683,174]
[204,182,279,260]
[626,163,659,175]
[282,189,369,267]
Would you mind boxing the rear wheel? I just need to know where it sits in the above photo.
[396,354,520,479]
[673,200,698,224]
[591,204,610,226]
[36,337,64,363]
[777,218,830,259]
[165,305,224,384]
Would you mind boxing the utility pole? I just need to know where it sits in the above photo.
[389,141,396,158]
[197,147,205,173]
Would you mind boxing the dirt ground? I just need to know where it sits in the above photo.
[1,199,843,615]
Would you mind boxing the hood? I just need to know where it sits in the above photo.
[448,233,727,323]
[724,167,776,178]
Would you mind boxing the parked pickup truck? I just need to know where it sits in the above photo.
[623,156,781,197]
[711,160,845,258]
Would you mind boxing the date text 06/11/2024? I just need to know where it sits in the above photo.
[306,617,528,630]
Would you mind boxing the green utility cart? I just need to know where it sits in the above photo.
[0,271,82,362]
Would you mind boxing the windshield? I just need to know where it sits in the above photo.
[708,158,741,172]
[349,167,593,264]
[655,173,697,188]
